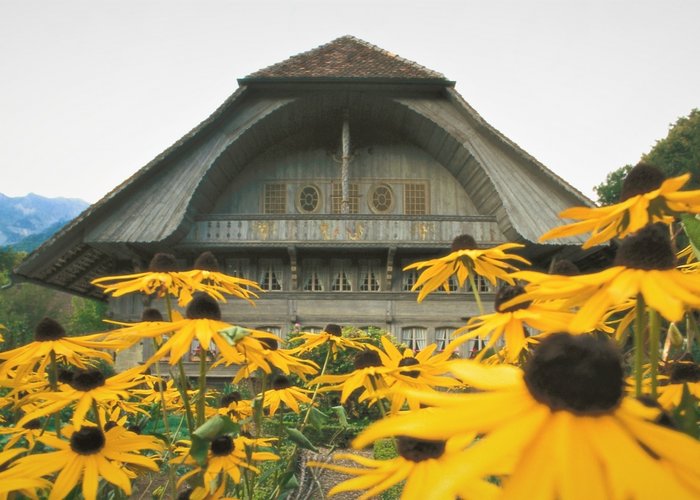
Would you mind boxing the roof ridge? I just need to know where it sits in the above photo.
[244,35,449,81]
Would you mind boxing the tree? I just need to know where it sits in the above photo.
[594,109,700,204]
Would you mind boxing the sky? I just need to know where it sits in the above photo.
[1,0,699,203]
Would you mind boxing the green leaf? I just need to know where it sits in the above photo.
[307,407,328,432]
[331,405,348,428]
[674,383,700,439]
[681,214,700,261]
[218,325,252,345]
[285,427,318,452]
[189,415,240,466]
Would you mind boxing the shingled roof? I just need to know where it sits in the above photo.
[242,35,453,83]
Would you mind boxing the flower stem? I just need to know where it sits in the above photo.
[92,400,103,430]
[300,345,331,431]
[633,294,647,398]
[466,264,485,315]
[197,353,208,426]
[648,309,660,399]
[48,350,61,438]
[177,360,196,436]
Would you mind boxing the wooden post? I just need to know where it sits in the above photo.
[341,110,351,214]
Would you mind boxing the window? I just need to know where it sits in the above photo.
[225,258,250,279]
[467,275,492,293]
[297,185,321,213]
[359,259,381,291]
[402,269,418,291]
[300,326,322,333]
[257,326,282,337]
[401,327,427,351]
[331,259,352,291]
[331,183,359,214]
[370,184,394,213]
[264,184,287,214]
[404,183,427,215]
[302,260,324,291]
[437,275,459,293]
[259,259,282,291]
[435,327,456,351]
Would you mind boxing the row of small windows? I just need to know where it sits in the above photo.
[263,182,428,215]
[229,258,492,293]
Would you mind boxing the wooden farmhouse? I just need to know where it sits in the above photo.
[16,36,608,362]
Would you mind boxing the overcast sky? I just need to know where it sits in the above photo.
[1,0,698,203]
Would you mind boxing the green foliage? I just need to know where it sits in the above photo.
[594,109,700,205]
[67,296,108,334]
[373,439,402,499]
[594,164,633,205]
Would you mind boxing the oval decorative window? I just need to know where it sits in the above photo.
[370,184,394,213]
[297,185,320,213]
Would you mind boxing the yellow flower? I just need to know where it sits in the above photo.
[0,447,51,498]
[657,360,700,411]
[287,323,369,356]
[17,367,145,430]
[311,349,394,405]
[9,425,163,500]
[175,434,278,494]
[261,376,313,416]
[512,224,700,333]
[447,284,578,363]
[92,252,261,307]
[404,234,529,302]
[0,317,125,381]
[309,435,499,500]
[540,164,700,249]
[214,391,253,423]
[0,416,52,450]
[354,334,700,499]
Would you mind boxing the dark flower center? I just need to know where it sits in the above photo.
[260,337,279,351]
[494,285,531,313]
[58,368,74,384]
[396,436,446,462]
[613,223,676,270]
[141,308,164,322]
[272,375,292,390]
[22,419,42,430]
[451,234,477,252]
[324,324,342,337]
[185,293,222,320]
[669,362,700,383]
[620,163,666,201]
[104,421,118,431]
[354,350,383,369]
[34,317,66,341]
[398,357,420,378]
[524,333,624,414]
[70,427,106,455]
[148,253,178,272]
[176,488,193,500]
[193,251,220,272]
[69,370,106,392]
[210,435,234,456]
[220,391,242,407]
[550,259,580,276]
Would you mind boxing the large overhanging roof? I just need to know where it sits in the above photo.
[15,36,601,298]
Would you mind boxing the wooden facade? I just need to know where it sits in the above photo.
[16,36,610,359]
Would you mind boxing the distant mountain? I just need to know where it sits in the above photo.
[0,193,89,248]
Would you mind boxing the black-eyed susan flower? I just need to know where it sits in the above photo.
[0,417,50,450]
[404,234,529,302]
[513,224,700,333]
[0,317,124,381]
[9,425,163,500]
[260,375,313,416]
[658,359,700,411]
[17,366,145,430]
[178,251,261,305]
[288,323,369,356]
[309,435,499,500]
[447,284,578,363]
[215,391,253,422]
[0,447,51,498]
[175,434,278,493]
[311,349,393,405]
[354,333,700,499]
[540,163,700,249]
[373,336,458,414]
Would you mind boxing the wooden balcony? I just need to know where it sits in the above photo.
[182,214,503,248]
